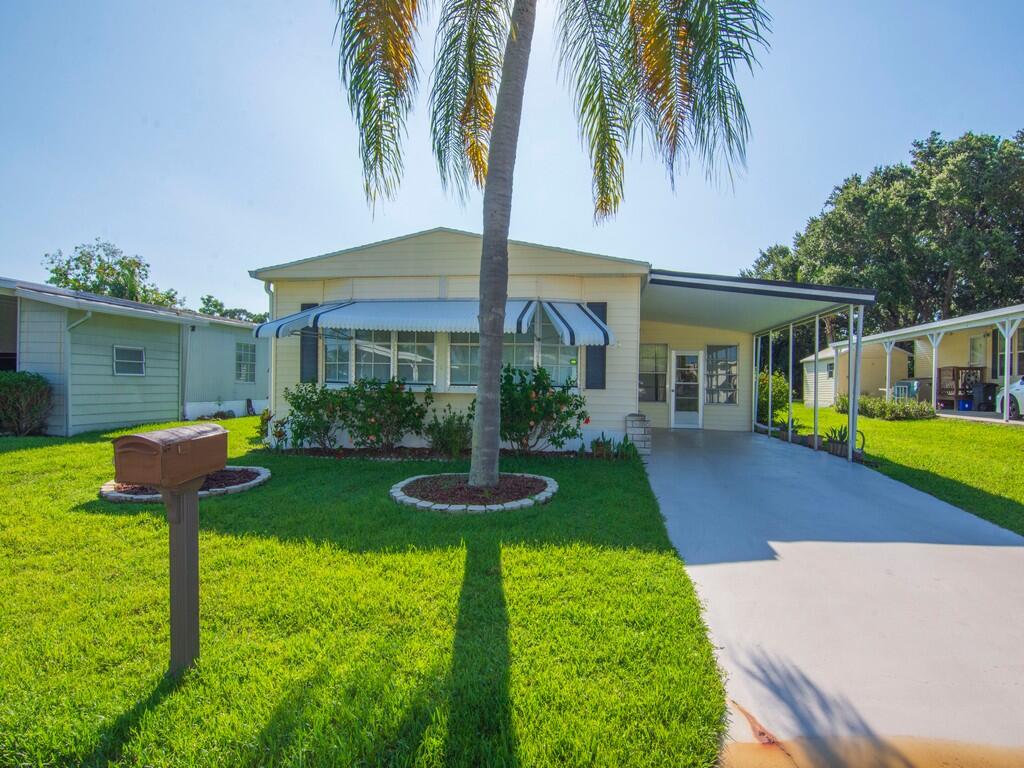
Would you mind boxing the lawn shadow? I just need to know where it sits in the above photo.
[57,672,184,768]
[736,650,913,768]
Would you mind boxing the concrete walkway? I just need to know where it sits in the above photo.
[646,429,1024,764]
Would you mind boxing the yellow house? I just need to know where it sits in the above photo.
[251,228,875,451]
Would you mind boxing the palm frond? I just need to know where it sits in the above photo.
[557,0,634,219]
[629,0,769,182]
[430,0,511,196]
[335,0,424,203]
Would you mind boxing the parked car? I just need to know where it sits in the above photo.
[995,377,1024,419]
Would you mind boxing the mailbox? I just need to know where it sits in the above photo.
[114,423,227,488]
[111,422,227,675]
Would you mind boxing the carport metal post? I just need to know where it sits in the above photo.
[751,333,760,431]
[927,331,945,412]
[813,315,820,449]
[787,323,794,442]
[997,318,1022,421]
[770,331,774,438]
[882,340,895,401]
[852,306,864,460]
[847,308,855,461]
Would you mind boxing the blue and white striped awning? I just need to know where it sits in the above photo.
[254,298,615,345]
[255,299,538,339]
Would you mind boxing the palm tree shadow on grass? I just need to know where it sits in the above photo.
[252,536,517,767]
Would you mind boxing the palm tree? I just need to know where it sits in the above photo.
[334,0,769,486]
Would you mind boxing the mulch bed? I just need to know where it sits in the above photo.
[112,468,260,497]
[402,473,546,505]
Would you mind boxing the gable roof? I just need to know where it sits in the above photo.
[0,276,255,328]
[249,227,651,280]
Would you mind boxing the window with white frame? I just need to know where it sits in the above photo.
[538,312,578,386]
[969,334,986,367]
[354,329,392,381]
[396,331,435,385]
[826,361,835,379]
[705,344,738,404]
[324,330,350,384]
[502,329,534,374]
[638,344,667,402]
[235,341,256,383]
[997,330,1024,377]
[449,332,480,385]
[113,346,145,376]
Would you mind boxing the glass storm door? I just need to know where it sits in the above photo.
[671,351,703,428]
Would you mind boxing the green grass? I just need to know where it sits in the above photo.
[789,403,1024,536]
[0,417,724,767]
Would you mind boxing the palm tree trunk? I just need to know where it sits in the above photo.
[468,0,538,487]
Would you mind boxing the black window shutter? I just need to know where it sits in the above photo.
[584,302,607,390]
[300,303,319,383]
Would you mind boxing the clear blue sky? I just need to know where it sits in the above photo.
[2,1,1022,312]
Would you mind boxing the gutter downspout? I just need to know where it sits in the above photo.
[65,311,93,436]
[181,325,194,419]
[264,282,275,418]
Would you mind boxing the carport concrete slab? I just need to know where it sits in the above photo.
[647,429,1024,755]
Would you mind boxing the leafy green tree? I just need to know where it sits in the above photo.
[749,131,1024,335]
[43,239,182,307]
[199,295,269,324]
[332,0,770,485]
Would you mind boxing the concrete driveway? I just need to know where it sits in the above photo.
[647,429,1024,766]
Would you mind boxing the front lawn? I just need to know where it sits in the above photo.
[789,403,1024,536]
[0,417,724,767]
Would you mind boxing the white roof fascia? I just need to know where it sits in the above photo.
[860,304,1024,345]
[14,287,208,326]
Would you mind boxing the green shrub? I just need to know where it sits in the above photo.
[0,371,53,436]
[258,408,273,440]
[757,370,792,425]
[500,365,588,452]
[282,383,344,451]
[338,379,431,451]
[835,393,935,420]
[424,403,472,458]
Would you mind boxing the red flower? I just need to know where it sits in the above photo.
[584,417,591,425]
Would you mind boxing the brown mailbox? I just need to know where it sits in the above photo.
[114,423,227,488]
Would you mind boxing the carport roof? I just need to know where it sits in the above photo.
[642,270,875,334]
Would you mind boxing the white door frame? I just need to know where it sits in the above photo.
[670,349,704,429]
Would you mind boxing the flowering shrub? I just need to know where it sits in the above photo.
[282,383,344,451]
[424,403,473,458]
[499,365,588,452]
[337,379,431,451]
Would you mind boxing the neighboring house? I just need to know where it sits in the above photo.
[0,278,269,435]
[854,304,1024,420]
[801,344,911,407]
[251,228,875,451]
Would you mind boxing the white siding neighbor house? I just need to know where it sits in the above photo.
[0,278,269,435]
[801,344,911,407]
[251,228,876,454]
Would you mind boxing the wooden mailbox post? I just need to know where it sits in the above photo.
[113,423,227,675]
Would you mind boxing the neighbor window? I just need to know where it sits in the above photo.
[113,346,145,376]
[538,312,578,386]
[705,345,738,404]
[826,362,835,379]
[235,342,256,383]
[969,335,986,367]
[449,332,480,385]
[324,330,350,384]
[638,344,667,402]
[396,331,435,385]
[996,331,1023,377]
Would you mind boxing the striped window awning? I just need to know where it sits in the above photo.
[254,298,614,346]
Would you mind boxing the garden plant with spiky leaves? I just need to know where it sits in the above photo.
[334,0,769,486]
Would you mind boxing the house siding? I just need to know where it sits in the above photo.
[16,298,67,435]
[183,323,269,416]
[68,312,180,434]
[268,255,643,443]
[802,346,910,407]
[637,320,752,431]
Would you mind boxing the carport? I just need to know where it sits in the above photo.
[642,271,875,459]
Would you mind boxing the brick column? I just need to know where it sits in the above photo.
[625,413,651,456]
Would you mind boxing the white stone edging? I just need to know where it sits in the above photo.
[99,466,272,504]
[390,473,558,513]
